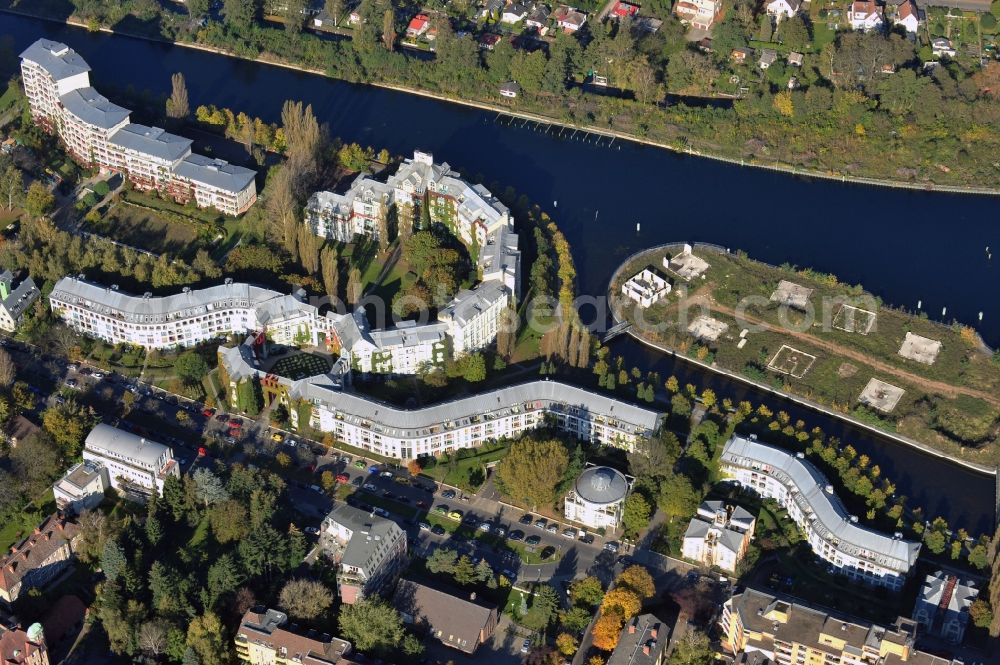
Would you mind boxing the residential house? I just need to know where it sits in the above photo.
[479,33,502,49]
[848,0,884,31]
[52,461,109,514]
[525,4,551,31]
[612,0,640,17]
[480,0,505,18]
[499,81,521,99]
[912,571,978,644]
[0,622,49,665]
[766,0,801,19]
[759,48,778,68]
[235,608,352,665]
[501,2,531,22]
[0,514,80,606]
[673,0,722,30]
[553,4,587,30]
[320,504,407,604]
[406,13,430,38]
[731,47,753,63]
[393,580,498,654]
[681,501,756,573]
[0,271,40,332]
[787,51,803,66]
[894,0,919,33]
[607,615,669,665]
[931,37,956,57]
[634,15,663,32]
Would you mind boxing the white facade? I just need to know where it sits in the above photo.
[0,271,40,332]
[52,460,109,514]
[49,277,329,350]
[82,424,179,496]
[21,39,257,216]
[893,0,919,33]
[848,0,884,31]
[720,435,920,590]
[766,0,801,19]
[563,466,630,530]
[681,501,755,573]
[673,0,722,29]
[621,268,671,307]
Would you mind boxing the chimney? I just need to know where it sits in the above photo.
[643,644,650,656]
[470,592,477,601]
[629,622,636,634]
[650,625,658,639]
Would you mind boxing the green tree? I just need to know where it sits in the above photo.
[0,164,24,211]
[278,579,334,620]
[658,472,700,520]
[102,539,127,582]
[166,72,190,120]
[186,612,228,665]
[222,0,255,30]
[495,437,570,509]
[569,576,604,607]
[778,15,810,51]
[24,181,54,219]
[427,547,458,574]
[521,585,559,631]
[670,631,714,665]
[453,555,478,585]
[175,351,209,386]
[338,599,405,655]
[621,493,652,539]
[970,598,993,628]
[628,429,681,482]
[206,553,242,609]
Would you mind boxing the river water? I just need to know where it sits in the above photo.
[2,13,995,533]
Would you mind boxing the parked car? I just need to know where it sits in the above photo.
[442,489,456,499]
[380,471,394,478]
[418,522,431,531]
[395,476,410,485]
[604,541,620,553]
[368,465,380,474]
[501,568,516,581]
[228,418,242,428]
[478,522,491,533]
[520,639,531,654]
[533,518,547,529]
[92,371,105,380]
[215,414,229,422]
[448,510,463,520]
[309,484,322,493]
[519,514,533,525]
[373,507,390,517]
[354,460,366,468]
[562,527,576,539]
[435,504,449,514]
[304,526,319,535]
[579,533,595,544]
[546,523,559,533]
[202,407,215,417]
[336,473,349,483]
[363,482,377,491]
[224,436,236,445]
[66,364,78,372]
[494,525,507,538]
[431,525,446,535]
[525,535,541,546]
[340,455,351,464]
[508,530,525,541]
[351,476,363,486]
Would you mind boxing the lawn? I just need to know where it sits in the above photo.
[270,352,332,381]
[0,493,55,552]
[0,208,21,231]
[425,444,509,491]
[91,203,202,257]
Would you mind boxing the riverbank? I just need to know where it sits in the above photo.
[6,6,1000,198]
[608,242,1000,474]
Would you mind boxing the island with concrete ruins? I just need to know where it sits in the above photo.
[609,243,1000,464]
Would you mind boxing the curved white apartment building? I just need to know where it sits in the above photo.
[720,435,920,590]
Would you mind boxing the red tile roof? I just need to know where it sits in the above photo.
[613,0,640,15]
[408,14,429,31]
[0,515,79,595]
[0,626,46,664]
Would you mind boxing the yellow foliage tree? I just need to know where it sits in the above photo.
[617,565,655,600]
[556,632,577,656]
[592,610,625,651]
[601,588,642,620]
[773,91,794,117]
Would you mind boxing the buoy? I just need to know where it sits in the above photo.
[636,222,641,232]
[979,312,984,321]
[942,307,947,316]
[553,200,558,208]
[917,300,921,309]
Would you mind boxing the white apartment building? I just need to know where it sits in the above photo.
[681,501,756,573]
[621,267,671,308]
[82,424,179,496]
[563,466,630,530]
[720,435,920,590]
[0,271,40,332]
[437,281,510,356]
[673,0,722,30]
[321,504,407,604]
[48,277,329,350]
[20,39,257,215]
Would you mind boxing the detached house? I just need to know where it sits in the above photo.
[393,580,498,654]
[406,13,430,37]
[849,0,884,30]
[553,4,587,31]
[894,0,919,33]
[0,515,80,607]
[766,0,801,19]
[612,0,640,17]
[681,501,756,573]
[501,2,531,22]
[525,4,551,31]
[673,0,722,30]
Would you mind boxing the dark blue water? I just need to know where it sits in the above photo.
[2,13,995,533]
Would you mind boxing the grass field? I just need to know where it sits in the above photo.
[93,203,200,257]
[425,444,509,491]
[0,493,55,552]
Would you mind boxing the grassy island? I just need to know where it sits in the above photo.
[611,243,1000,464]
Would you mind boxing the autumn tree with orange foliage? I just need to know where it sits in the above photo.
[406,459,424,475]
[592,609,625,651]
[601,588,642,620]
[617,565,655,600]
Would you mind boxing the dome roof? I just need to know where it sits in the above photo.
[574,466,628,505]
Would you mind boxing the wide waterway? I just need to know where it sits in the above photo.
[2,13,996,534]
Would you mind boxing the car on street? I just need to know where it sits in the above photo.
[519,514,533,525]
[373,507,390,517]
[227,418,242,428]
[418,522,431,531]
[508,530,524,541]
[604,541,620,553]
[442,489,456,499]
[368,465,380,474]
[215,414,228,422]
[382,490,394,499]
[92,371,105,379]
[380,471,394,478]
[354,460,366,469]
[304,526,319,535]
[284,438,298,448]
[224,436,237,445]
[394,476,409,485]
[336,473,349,483]
[270,433,283,442]
[351,476,363,486]
[562,527,576,539]
[534,518,547,529]
[431,525,446,535]
[340,455,351,464]
[525,535,541,546]
[579,533,595,544]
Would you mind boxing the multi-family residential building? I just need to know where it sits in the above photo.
[52,460,109,514]
[681,501,756,573]
[563,465,630,530]
[721,588,965,665]
[234,607,352,665]
[320,504,407,604]
[49,277,329,350]
[436,281,510,356]
[848,0,884,30]
[81,424,179,497]
[673,0,723,30]
[0,622,49,665]
[21,38,256,215]
[0,271,40,332]
[0,515,80,606]
[393,579,498,654]
[720,435,920,590]
[607,614,670,665]
[911,571,978,644]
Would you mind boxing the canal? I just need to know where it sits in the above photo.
[1,13,996,533]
